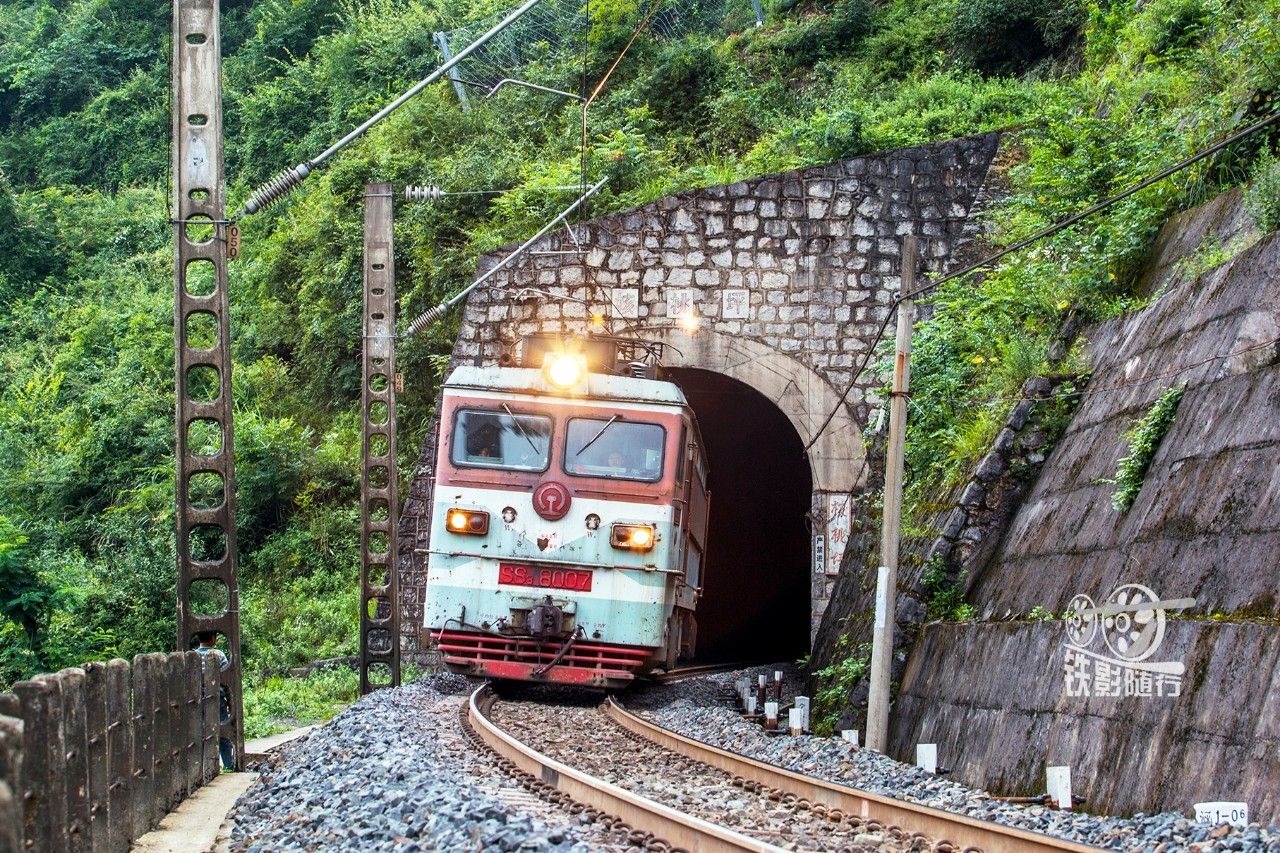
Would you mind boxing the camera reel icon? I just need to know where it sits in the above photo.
[1067,584,1168,661]
[1101,583,1166,661]
[1065,593,1098,647]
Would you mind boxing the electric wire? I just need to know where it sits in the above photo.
[803,107,1280,454]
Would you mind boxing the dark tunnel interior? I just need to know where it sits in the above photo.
[666,368,813,664]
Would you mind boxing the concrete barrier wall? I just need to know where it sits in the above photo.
[880,190,1280,821]
[891,620,1280,821]
[0,652,221,852]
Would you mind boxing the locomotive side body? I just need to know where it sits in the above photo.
[424,365,709,688]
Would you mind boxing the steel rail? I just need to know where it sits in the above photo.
[648,662,757,684]
[468,685,785,852]
[604,698,1102,853]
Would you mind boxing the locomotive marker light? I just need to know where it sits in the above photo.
[447,508,490,535]
[611,522,657,551]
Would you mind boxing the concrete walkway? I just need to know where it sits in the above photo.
[130,727,316,853]
[130,773,258,853]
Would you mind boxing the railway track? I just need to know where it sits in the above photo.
[466,683,1101,853]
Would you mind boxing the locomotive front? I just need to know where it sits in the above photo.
[424,342,708,688]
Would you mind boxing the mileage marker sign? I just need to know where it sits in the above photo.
[498,563,594,592]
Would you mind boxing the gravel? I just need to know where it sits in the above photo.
[229,673,615,852]
[229,667,1280,852]
[489,689,918,851]
[624,667,1280,853]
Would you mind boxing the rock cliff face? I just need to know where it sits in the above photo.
[875,189,1280,820]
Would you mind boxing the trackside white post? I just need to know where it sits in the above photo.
[1047,766,1072,810]
[867,234,916,753]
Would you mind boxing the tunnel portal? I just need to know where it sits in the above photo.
[667,368,813,664]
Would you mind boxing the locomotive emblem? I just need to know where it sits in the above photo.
[532,481,572,520]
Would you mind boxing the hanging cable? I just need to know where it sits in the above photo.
[233,0,546,221]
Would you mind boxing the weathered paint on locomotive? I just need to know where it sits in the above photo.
[423,366,707,686]
[424,490,678,647]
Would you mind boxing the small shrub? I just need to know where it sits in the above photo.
[1027,604,1055,620]
[920,557,972,622]
[811,640,872,735]
[1245,151,1280,234]
[1111,385,1185,512]
[242,665,359,738]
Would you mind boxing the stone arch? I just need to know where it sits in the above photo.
[649,328,864,492]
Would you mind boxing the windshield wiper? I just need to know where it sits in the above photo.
[576,415,619,456]
[502,404,541,454]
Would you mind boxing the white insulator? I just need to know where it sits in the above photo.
[404,185,446,202]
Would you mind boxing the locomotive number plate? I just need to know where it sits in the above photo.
[498,563,593,592]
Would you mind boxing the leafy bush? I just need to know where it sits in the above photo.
[1245,150,1280,234]
[1111,385,1185,512]
[811,637,871,735]
[950,0,1084,76]
[242,665,360,738]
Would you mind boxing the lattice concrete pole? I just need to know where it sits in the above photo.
[359,183,401,694]
[172,0,243,768]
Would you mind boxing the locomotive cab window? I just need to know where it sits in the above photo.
[564,417,664,482]
[451,408,552,472]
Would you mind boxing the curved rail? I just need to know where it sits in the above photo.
[467,685,784,852]
[604,698,1101,853]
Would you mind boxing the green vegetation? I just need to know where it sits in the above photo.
[1110,384,1185,511]
[1,0,1278,731]
[811,636,872,735]
[921,557,976,622]
[1245,150,1280,234]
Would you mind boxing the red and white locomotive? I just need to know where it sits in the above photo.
[424,337,710,688]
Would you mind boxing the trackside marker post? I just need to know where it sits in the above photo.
[916,743,937,774]
[1047,766,1073,810]
[1194,802,1248,828]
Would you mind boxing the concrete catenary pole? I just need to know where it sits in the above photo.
[866,234,916,753]
[359,183,400,694]
[172,0,244,769]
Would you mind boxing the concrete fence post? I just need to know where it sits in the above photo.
[199,656,219,783]
[183,653,203,795]
[105,659,133,853]
[166,653,186,807]
[84,663,110,853]
[146,653,170,827]
[13,677,62,850]
[57,667,91,851]
[130,654,154,837]
[0,710,23,853]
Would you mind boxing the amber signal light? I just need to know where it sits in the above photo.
[611,523,656,551]
[447,508,490,535]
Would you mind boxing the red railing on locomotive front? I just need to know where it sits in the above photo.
[435,393,687,500]
[432,629,653,668]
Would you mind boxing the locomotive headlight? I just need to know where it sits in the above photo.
[446,508,490,535]
[611,522,656,551]
[544,352,587,390]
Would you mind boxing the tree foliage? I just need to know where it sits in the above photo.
[0,0,1277,705]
